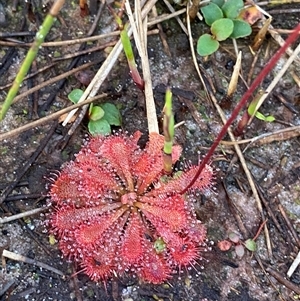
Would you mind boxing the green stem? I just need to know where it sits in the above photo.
[120,26,144,90]
[108,2,145,91]
[0,0,65,121]
[163,87,174,174]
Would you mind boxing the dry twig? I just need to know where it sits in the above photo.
[125,0,158,133]
[0,207,48,224]
[220,125,300,147]
[2,249,64,277]
[0,94,107,141]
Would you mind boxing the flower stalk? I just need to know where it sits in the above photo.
[163,87,174,174]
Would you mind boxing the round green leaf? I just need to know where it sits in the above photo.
[197,34,219,56]
[230,20,252,39]
[211,0,224,7]
[101,103,122,126]
[89,106,105,121]
[68,89,84,104]
[211,18,234,41]
[154,238,166,254]
[88,119,111,136]
[201,3,223,26]
[245,239,257,252]
[222,0,244,19]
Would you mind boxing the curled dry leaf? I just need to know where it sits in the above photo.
[238,6,263,25]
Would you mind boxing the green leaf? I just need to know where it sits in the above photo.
[230,20,252,39]
[121,27,134,62]
[222,0,244,19]
[89,106,105,121]
[211,0,224,7]
[68,89,84,104]
[254,111,275,122]
[255,111,267,121]
[101,103,122,126]
[88,119,111,136]
[248,100,257,116]
[245,239,257,252]
[247,90,265,116]
[265,115,275,122]
[211,19,234,41]
[201,3,223,26]
[197,34,219,56]
[154,238,166,254]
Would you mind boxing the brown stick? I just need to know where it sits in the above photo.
[266,267,300,295]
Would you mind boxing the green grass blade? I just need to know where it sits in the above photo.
[0,0,65,120]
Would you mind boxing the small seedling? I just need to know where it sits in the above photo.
[217,220,266,257]
[218,232,257,258]
[248,95,275,122]
[197,0,252,56]
[68,89,122,135]
[235,90,275,135]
